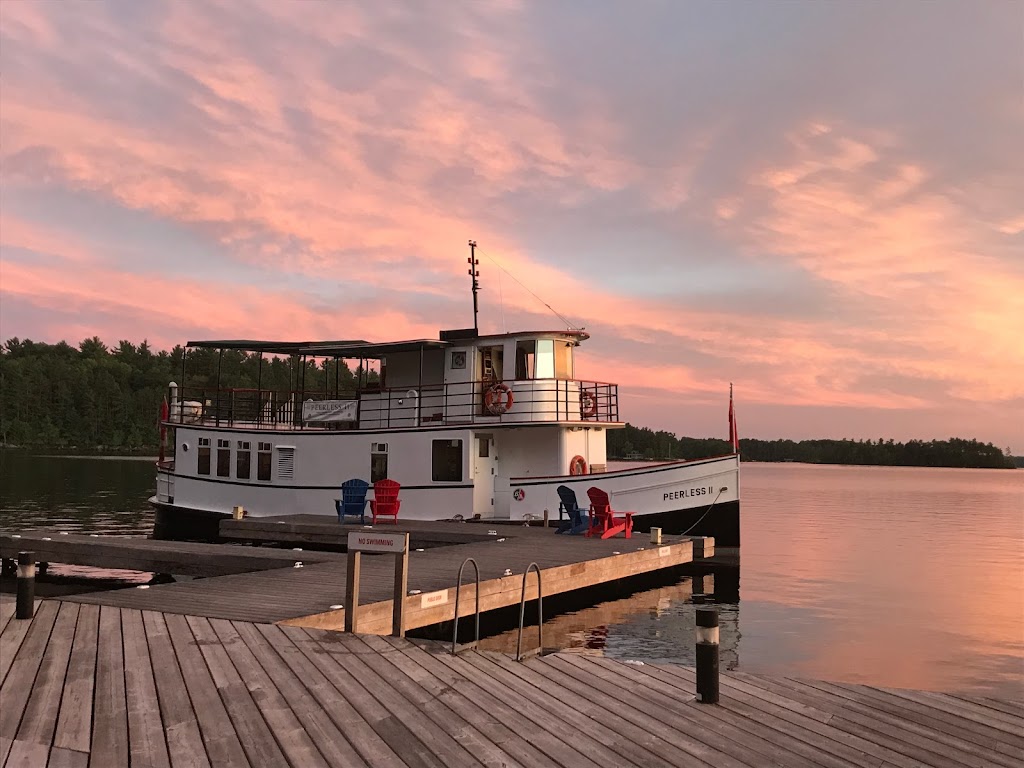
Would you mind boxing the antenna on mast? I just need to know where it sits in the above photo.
[468,240,480,333]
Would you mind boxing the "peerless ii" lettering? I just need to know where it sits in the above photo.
[664,486,714,501]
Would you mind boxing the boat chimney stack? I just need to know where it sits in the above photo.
[468,240,480,334]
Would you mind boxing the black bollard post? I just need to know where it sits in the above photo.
[16,551,36,620]
[695,605,719,703]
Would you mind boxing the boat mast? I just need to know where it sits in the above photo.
[468,239,480,334]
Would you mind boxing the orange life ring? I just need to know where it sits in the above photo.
[484,382,514,415]
[580,390,597,418]
[569,455,588,475]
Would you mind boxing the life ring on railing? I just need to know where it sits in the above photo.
[580,390,597,418]
[484,382,514,415]
[569,455,588,476]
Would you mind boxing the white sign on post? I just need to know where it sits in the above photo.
[347,531,408,553]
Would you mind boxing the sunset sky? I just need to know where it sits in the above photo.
[1,1,1021,449]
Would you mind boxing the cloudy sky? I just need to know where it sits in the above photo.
[1,0,1021,448]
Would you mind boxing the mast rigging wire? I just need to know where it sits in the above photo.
[476,247,582,331]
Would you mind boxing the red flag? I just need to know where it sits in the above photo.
[728,384,738,453]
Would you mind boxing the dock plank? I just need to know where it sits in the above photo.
[142,610,211,768]
[52,605,98,755]
[89,605,128,768]
[164,613,250,768]
[14,602,78,749]
[121,609,171,768]
[0,600,59,747]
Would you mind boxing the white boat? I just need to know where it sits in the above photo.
[152,252,740,545]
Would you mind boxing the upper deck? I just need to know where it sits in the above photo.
[169,329,620,431]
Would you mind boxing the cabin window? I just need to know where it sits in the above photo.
[371,442,388,482]
[217,439,231,477]
[236,441,251,479]
[515,341,534,379]
[197,437,211,475]
[257,442,272,481]
[432,439,463,482]
[535,339,555,379]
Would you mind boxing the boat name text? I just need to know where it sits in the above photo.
[663,486,715,501]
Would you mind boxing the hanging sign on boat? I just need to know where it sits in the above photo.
[348,531,408,553]
[302,399,358,423]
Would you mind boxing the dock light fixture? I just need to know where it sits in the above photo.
[695,606,720,704]
[16,551,35,619]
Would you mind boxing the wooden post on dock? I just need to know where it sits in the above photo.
[16,550,35,619]
[345,531,409,637]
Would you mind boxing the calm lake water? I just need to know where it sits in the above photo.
[1,452,1021,697]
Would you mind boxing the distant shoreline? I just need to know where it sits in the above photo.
[610,456,1018,470]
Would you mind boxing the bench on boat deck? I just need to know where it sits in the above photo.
[370,478,401,524]
[585,486,634,539]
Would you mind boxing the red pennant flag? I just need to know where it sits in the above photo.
[728,384,738,453]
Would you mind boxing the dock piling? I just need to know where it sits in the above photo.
[16,550,35,619]
[695,605,719,703]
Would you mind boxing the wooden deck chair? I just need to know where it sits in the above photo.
[585,486,634,539]
[555,485,590,535]
[335,478,370,524]
[370,478,401,524]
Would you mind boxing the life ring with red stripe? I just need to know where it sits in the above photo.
[569,455,588,476]
[485,382,514,415]
[580,390,597,418]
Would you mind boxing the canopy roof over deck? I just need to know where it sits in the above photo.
[185,338,449,359]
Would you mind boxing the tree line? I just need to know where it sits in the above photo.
[0,338,367,449]
[607,424,1016,469]
[0,337,1016,468]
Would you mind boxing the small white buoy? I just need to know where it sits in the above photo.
[415,548,424,552]
[503,568,513,576]
[11,534,20,539]
[293,562,304,568]
[292,548,303,551]
[329,604,344,610]
[137,585,150,590]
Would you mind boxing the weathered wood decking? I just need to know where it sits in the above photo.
[3,520,706,633]
[1,595,1020,768]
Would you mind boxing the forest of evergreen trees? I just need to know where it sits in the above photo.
[606,424,1016,469]
[0,338,1017,469]
[0,338,366,449]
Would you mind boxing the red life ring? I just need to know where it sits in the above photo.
[569,455,588,475]
[580,390,597,418]
[484,382,514,415]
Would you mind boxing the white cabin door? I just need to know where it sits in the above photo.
[473,434,497,518]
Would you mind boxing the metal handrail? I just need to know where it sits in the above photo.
[451,558,481,655]
[515,563,543,661]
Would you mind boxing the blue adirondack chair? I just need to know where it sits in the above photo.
[555,485,590,535]
[335,478,370,524]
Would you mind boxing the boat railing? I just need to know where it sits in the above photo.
[165,379,619,430]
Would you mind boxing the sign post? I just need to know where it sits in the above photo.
[345,531,410,637]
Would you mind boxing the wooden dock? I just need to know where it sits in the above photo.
[1,595,1020,768]
[2,519,710,633]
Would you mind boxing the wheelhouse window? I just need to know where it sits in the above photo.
[236,441,251,479]
[535,339,555,379]
[257,442,272,481]
[432,439,463,482]
[197,438,211,475]
[515,339,561,379]
[371,443,388,482]
[217,439,231,477]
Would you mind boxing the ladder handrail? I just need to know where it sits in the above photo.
[451,557,481,655]
[515,562,543,661]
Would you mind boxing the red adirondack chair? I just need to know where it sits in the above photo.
[370,478,401,524]
[585,486,634,539]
